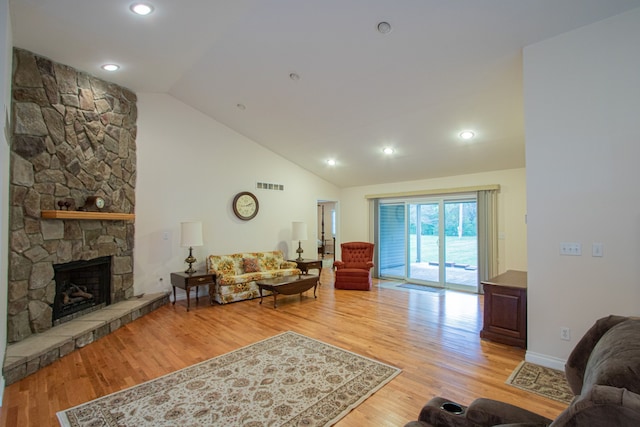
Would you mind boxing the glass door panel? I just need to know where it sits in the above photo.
[408,203,439,283]
[379,204,406,278]
[443,200,478,290]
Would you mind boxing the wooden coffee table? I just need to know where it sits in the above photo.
[257,274,318,308]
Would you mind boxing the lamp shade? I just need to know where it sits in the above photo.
[291,221,308,241]
[180,221,203,247]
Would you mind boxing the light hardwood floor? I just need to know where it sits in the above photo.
[0,269,567,426]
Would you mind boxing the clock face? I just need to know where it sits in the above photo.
[83,196,105,211]
[233,192,259,220]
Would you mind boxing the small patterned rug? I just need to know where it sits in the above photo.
[57,331,401,426]
[506,361,573,404]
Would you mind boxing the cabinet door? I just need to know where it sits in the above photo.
[481,284,526,348]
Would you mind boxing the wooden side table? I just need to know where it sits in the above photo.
[480,270,527,348]
[170,271,216,311]
[289,258,323,276]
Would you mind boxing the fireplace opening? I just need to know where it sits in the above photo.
[52,256,112,326]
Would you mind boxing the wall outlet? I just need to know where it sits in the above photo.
[560,327,571,341]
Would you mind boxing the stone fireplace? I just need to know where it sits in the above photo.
[8,48,138,343]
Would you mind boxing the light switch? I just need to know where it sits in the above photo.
[560,242,581,256]
[592,243,603,257]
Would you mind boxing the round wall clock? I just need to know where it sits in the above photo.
[232,192,259,221]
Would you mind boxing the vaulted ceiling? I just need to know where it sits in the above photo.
[10,0,640,187]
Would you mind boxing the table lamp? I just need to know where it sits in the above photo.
[292,221,308,262]
[180,221,203,274]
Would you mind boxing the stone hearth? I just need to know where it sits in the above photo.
[2,292,169,385]
[8,48,138,343]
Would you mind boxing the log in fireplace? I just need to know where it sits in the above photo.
[52,256,112,326]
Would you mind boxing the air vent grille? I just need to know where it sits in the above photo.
[256,182,284,191]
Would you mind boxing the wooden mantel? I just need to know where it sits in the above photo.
[41,210,135,221]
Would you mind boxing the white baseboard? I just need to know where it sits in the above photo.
[525,351,566,371]
[0,375,5,406]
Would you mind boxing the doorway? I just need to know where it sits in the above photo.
[378,195,479,292]
[317,201,336,260]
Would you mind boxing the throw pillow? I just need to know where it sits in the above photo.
[243,257,261,273]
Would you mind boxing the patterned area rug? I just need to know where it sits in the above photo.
[57,331,401,426]
[506,361,573,404]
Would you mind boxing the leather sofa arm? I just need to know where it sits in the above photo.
[333,261,345,269]
[409,397,551,427]
[465,398,552,426]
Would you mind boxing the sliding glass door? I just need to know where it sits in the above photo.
[379,195,479,292]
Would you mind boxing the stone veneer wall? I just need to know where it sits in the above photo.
[8,48,137,343]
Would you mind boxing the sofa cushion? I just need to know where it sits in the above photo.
[243,257,261,273]
[217,269,301,286]
[208,254,243,276]
[218,273,263,286]
[582,319,640,395]
[565,314,630,395]
[258,252,284,271]
[217,257,237,275]
[280,261,298,269]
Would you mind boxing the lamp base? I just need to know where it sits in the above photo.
[296,241,304,262]
[185,247,197,274]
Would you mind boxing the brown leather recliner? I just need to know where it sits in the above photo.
[333,242,375,290]
[404,315,640,427]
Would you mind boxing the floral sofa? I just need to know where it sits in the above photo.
[206,250,301,304]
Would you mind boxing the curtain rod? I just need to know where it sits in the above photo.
[364,184,500,199]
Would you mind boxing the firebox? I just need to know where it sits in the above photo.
[52,256,112,326]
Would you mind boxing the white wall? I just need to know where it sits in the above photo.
[0,0,11,400]
[524,8,640,369]
[134,93,340,295]
[339,168,528,273]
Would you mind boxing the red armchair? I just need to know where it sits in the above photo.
[333,242,375,290]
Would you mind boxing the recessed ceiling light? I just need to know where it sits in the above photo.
[130,3,154,16]
[326,159,336,166]
[101,64,120,72]
[383,147,394,155]
[459,130,475,140]
[377,21,392,34]
[289,73,300,81]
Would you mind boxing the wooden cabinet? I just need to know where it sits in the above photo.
[480,270,527,348]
